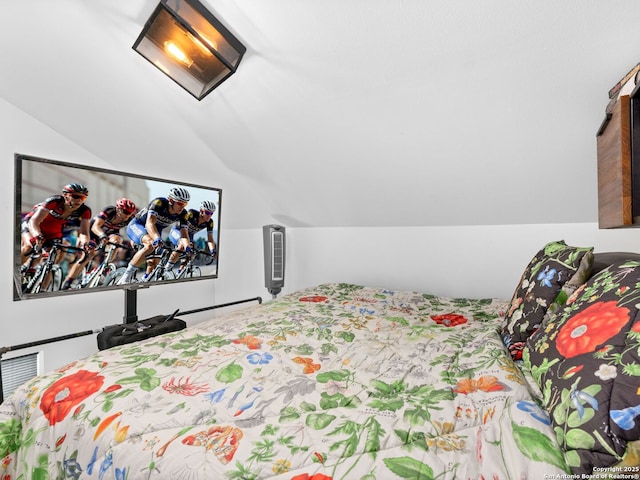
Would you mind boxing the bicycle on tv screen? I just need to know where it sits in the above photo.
[13,154,221,301]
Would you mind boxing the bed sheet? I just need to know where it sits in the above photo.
[0,283,570,479]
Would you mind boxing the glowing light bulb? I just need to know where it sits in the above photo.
[164,41,193,67]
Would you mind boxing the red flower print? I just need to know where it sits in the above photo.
[633,322,640,333]
[181,425,243,464]
[561,365,584,379]
[299,296,328,303]
[103,384,122,394]
[40,370,105,426]
[313,452,326,463]
[55,434,66,448]
[556,301,630,359]
[291,474,333,480]
[508,342,526,361]
[162,377,209,396]
[431,313,468,327]
[72,404,85,417]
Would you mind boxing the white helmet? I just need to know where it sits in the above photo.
[201,200,216,212]
[168,187,190,203]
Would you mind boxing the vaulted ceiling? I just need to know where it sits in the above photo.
[2,1,639,228]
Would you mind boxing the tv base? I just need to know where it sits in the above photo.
[97,311,185,350]
[123,286,150,324]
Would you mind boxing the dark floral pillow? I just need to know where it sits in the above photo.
[524,260,640,474]
[501,240,594,360]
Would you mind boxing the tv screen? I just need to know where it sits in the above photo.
[13,153,221,301]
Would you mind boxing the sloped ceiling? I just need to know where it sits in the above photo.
[2,0,639,229]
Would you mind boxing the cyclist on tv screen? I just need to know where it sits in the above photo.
[60,197,137,290]
[166,200,218,275]
[117,187,191,285]
[20,183,92,265]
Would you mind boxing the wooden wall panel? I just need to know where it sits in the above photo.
[597,95,632,228]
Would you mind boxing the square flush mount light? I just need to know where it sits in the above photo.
[133,0,246,100]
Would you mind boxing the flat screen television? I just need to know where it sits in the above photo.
[13,153,222,311]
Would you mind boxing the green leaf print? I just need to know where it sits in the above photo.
[102,397,114,412]
[170,333,230,356]
[216,361,243,383]
[300,401,317,412]
[565,428,596,450]
[32,453,49,480]
[403,407,430,426]
[116,353,160,367]
[330,431,358,458]
[567,408,595,428]
[317,370,351,383]
[335,330,356,342]
[393,429,428,452]
[564,449,582,469]
[306,413,337,430]
[512,422,569,472]
[332,283,365,301]
[118,367,161,392]
[22,427,41,449]
[321,342,339,355]
[279,406,300,422]
[528,357,560,385]
[364,417,384,456]
[368,398,404,412]
[226,460,260,480]
[385,316,409,326]
[295,344,315,356]
[623,362,640,376]
[319,392,361,410]
[369,379,406,397]
[0,418,22,457]
[326,416,386,471]
[383,456,435,479]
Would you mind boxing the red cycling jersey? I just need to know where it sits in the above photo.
[24,195,92,240]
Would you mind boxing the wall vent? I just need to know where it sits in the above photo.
[1,352,39,401]
[263,225,285,297]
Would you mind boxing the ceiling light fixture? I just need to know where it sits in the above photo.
[133,0,246,100]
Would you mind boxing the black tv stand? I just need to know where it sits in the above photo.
[123,285,149,324]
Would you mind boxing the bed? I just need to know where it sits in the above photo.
[1,241,639,479]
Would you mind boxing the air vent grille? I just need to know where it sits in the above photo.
[1,352,39,400]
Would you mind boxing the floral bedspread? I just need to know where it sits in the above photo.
[0,283,570,479]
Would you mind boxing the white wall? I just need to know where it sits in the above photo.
[3,97,640,379]
[0,99,238,374]
[284,224,640,299]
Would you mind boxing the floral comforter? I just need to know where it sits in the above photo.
[0,283,570,479]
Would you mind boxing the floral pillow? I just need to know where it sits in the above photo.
[501,240,594,360]
[524,260,640,474]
